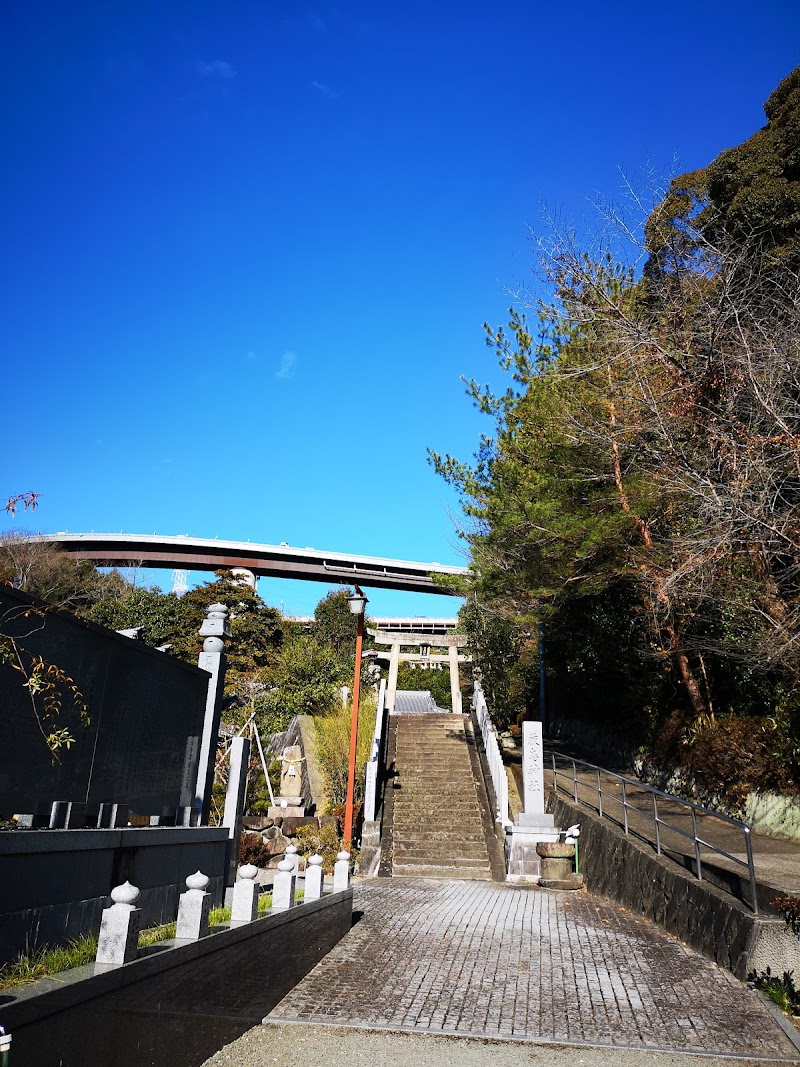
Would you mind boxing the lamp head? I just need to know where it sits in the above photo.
[347,588,368,616]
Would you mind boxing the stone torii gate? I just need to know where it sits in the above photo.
[368,629,470,714]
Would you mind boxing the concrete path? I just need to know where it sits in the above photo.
[204,879,799,1065]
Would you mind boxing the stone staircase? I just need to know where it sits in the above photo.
[387,713,494,880]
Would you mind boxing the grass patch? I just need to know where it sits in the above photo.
[0,935,98,992]
[138,922,176,948]
[749,968,800,1016]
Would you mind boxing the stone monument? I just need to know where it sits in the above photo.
[268,744,306,819]
[506,721,560,882]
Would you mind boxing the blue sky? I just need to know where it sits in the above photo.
[3,1,799,617]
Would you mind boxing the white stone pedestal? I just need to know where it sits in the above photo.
[505,823,561,882]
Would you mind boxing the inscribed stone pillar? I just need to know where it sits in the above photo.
[194,603,231,824]
[522,721,545,816]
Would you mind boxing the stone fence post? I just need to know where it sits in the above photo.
[304,854,324,901]
[175,871,211,940]
[95,882,141,966]
[272,857,296,910]
[231,864,259,925]
[333,851,351,893]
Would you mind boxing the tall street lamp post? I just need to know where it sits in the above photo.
[343,586,368,850]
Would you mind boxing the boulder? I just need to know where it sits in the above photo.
[282,815,318,837]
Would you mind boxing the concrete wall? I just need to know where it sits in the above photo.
[0,827,228,963]
[549,794,800,980]
[0,889,353,1067]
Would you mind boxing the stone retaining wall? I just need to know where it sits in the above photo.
[549,794,800,980]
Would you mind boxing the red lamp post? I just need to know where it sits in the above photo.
[343,587,368,850]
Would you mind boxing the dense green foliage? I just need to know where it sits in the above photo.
[395,661,453,710]
[433,67,800,803]
[647,66,800,273]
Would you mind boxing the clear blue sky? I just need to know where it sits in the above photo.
[3,1,799,616]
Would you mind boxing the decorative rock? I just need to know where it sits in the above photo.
[272,857,297,910]
[333,850,351,893]
[281,815,317,837]
[175,870,211,940]
[96,881,142,966]
[186,870,210,891]
[304,854,324,901]
[230,864,259,925]
[111,880,140,906]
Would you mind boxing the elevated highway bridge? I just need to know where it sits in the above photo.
[32,532,468,596]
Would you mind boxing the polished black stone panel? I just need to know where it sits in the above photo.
[0,891,353,1067]
[0,586,208,813]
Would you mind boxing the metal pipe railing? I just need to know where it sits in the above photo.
[551,753,759,913]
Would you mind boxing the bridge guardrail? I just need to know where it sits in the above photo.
[551,753,759,913]
[472,681,511,828]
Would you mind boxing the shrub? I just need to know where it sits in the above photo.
[313,691,375,808]
[238,831,275,867]
[294,822,343,873]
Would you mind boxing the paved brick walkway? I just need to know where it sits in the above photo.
[268,879,799,1060]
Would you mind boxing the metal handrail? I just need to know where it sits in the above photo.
[551,753,759,913]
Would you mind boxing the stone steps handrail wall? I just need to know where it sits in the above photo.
[471,682,510,828]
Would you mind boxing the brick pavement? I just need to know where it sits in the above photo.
[267,879,799,1060]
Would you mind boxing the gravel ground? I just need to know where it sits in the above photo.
[204,1022,798,1067]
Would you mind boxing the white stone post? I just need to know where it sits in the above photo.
[95,882,141,966]
[230,863,259,925]
[333,850,351,892]
[304,854,324,901]
[195,604,231,824]
[284,842,300,874]
[272,857,296,910]
[175,871,211,940]
[222,735,250,887]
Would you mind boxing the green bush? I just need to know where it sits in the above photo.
[313,691,375,809]
[294,822,343,873]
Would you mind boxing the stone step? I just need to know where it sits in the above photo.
[393,834,487,846]
[393,848,489,862]
[392,863,492,880]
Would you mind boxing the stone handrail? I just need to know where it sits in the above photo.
[472,681,511,827]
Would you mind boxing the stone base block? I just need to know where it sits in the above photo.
[517,812,555,828]
[267,803,305,820]
[505,824,560,882]
[539,874,585,891]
